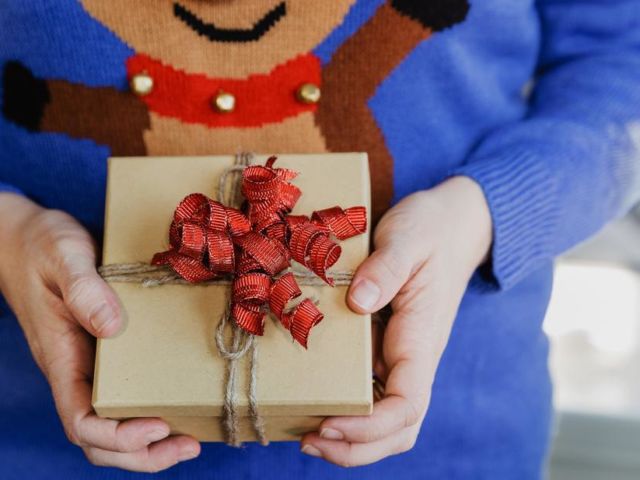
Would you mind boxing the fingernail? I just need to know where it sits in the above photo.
[320,428,344,440]
[351,279,380,311]
[302,444,322,458]
[146,428,169,444]
[179,446,199,462]
[90,302,116,334]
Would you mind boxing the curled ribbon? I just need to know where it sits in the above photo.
[152,156,367,348]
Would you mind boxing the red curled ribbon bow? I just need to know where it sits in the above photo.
[152,156,367,348]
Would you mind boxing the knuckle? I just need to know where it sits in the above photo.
[112,434,131,453]
[363,421,386,444]
[54,248,83,273]
[112,430,140,454]
[64,273,97,308]
[375,249,410,284]
[83,448,103,467]
[111,424,130,452]
[373,204,426,248]
[334,444,354,468]
[402,399,423,428]
[104,422,138,453]
[66,271,93,294]
[398,433,418,453]
[50,241,95,280]
[27,209,64,238]
[396,441,411,455]
[33,212,80,254]
[64,424,83,447]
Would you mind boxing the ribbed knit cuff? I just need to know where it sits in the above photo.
[451,148,560,292]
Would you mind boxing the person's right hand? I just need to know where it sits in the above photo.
[0,192,201,472]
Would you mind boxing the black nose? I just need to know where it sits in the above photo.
[390,0,471,32]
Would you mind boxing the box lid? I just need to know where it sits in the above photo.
[93,154,373,418]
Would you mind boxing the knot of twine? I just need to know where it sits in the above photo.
[99,152,355,447]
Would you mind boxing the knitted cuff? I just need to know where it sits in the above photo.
[451,148,560,292]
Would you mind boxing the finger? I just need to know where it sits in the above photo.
[320,310,432,443]
[57,376,172,452]
[54,246,122,338]
[51,346,172,452]
[319,390,426,444]
[347,245,415,314]
[84,435,200,473]
[74,416,172,453]
[301,427,418,467]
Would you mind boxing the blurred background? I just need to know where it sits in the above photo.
[546,205,640,480]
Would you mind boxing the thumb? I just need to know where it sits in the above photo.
[347,245,414,314]
[54,250,122,338]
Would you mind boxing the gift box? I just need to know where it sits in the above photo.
[92,153,373,443]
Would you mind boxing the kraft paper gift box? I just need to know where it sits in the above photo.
[92,153,373,443]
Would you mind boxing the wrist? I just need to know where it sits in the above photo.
[0,193,43,288]
[430,176,493,272]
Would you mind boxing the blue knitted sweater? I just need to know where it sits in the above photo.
[1,1,639,479]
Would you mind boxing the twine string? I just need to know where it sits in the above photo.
[214,152,268,446]
[99,263,354,287]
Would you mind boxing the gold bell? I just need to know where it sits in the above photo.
[213,91,236,113]
[130,73,154,96]
[296,83,321,104]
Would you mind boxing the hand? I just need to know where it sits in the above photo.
[300,177,493,466]
[0,193,201,472]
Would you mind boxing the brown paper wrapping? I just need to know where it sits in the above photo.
[92,153,373,442]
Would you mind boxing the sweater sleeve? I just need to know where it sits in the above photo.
[453,0,640,291]
[0,181,23,196]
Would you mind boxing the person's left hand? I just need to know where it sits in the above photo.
[300,176,493,466]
